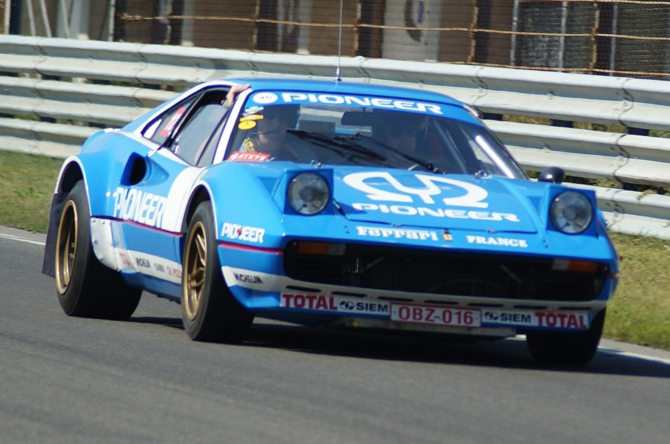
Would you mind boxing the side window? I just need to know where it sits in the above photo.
[169,89,229,165]
[197,118,227,167]
[143,96,197,145]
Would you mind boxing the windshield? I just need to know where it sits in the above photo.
[225,92,526,179]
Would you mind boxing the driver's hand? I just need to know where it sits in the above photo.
[225,84,250,107]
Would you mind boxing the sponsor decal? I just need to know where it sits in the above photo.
[233,273,263,285]
[280,93,444,115]
[251,93,279,105]
[356,226,439,241]
[466,235,528,248]
[483,311,533,325]
[243,106,264,117]
[159,106,187,137]
[221,223,265,243]
[113,187,167,228]
[238,121,257,130]
[282,294,337,310]
[124,250,182,284]
[344,172,489,208]
[536,311,589,329]
[135,257,151,268]
[118,251,131,267]
[240,114,264,122]
[281,294,390,315]
[352,203,519,222]
[167,266,182,280]
[227,151,271,162]
[483,310,589,329]
[338,300,389,313]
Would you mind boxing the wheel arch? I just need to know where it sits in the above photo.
[42,160,87,277]
[179,185,214,258]
[58,161,86,195]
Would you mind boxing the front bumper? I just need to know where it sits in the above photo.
[219,239,617,336]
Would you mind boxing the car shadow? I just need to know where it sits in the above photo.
[130,316,184,329]
[244,322,670,378]
[130,315,670,378]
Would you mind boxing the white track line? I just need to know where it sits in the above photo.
[0,232,46,246]
[598,348,670,366]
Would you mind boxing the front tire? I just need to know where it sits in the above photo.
[55,181,141,319]
[181,202,254,343]
[526,310,606,367]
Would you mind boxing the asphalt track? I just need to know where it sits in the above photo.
[1,226,669,444]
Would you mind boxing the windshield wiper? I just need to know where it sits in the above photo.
[346,133,442,174]
[286,129,387,164]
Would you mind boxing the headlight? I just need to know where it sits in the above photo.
[287,173,330,215]
[550,191,593,234]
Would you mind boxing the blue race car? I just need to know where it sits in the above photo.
[42,78,619,366]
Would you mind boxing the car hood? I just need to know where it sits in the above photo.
[333,170,540,234]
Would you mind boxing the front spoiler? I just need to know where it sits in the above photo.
[223,266,613,334]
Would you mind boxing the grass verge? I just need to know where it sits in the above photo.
[605,233,670,350]
[1,150,669,350]
[0,151,62,232]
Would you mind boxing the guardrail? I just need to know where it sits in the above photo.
[1,35,669,240]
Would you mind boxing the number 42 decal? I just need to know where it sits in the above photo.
[343,172,489,208]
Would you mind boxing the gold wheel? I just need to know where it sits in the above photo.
[55,201,78,295]
[183,220,207,321]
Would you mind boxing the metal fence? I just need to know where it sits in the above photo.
[6,1,670,78]
[108,0,670,79]
[1,34,669,239]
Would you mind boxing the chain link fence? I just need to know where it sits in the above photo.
[107,0,670,79]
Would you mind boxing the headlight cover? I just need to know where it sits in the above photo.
[287,173,330,215]
[550,191,593,234]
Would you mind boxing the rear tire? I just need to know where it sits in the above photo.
[181,202,254,343]
[55,181,141,319]
[526,310,605,367]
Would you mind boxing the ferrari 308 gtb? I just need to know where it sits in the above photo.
[42,78,619,366]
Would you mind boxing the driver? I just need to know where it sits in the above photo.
[225,84,315,163]
[237,105,306,161]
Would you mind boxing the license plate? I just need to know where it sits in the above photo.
[391,304,481,327]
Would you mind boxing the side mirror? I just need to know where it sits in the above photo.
[538,167,566,184]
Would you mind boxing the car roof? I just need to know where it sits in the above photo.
[224,77,465,107]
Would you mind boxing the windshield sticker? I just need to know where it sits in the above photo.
[238,120,257,130]
[227,151,271,162]
[243,106,264,116]
[240,114,264,122]
[248,91,445,115]
[251,93,279,105]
